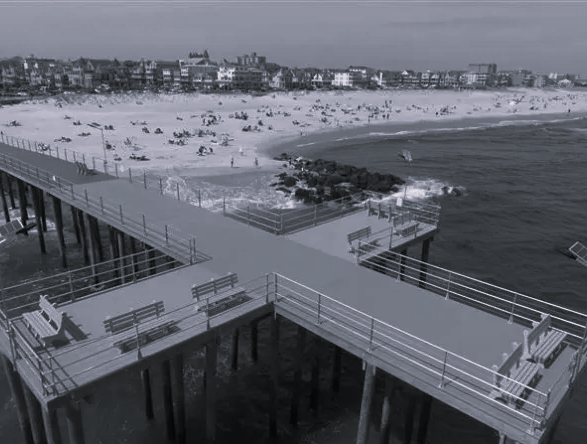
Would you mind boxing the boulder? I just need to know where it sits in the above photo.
[283,176,298,187]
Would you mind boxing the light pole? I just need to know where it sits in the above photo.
[398,149,412,201]
[87,122,107,174]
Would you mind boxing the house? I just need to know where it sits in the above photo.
[131,59,146,86]
[234,66,263,90]
[333,71,352,87]
[270,68,293,90]
[155,61,178,85]
[348,66,371,88]
[236,52,267,67]
[217,64,236,90]
[0,63,20,89]
[380,71,402,87]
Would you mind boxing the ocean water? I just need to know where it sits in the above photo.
[2,116,587,443]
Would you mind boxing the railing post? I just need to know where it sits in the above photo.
[73,151,77,162]
[198,189,201,208]
[129,167,132,183]
[223,197,226,216]
[368,318,375,350]
[143,214,147,237]
[176,183,180,200]
[65,148,68,161]
[159,177,163,195]
[317,293,321,324]
[274,273,278,305]
[85,189,89,208]
[439,351,448,388]
[165,225,169,245]
[356,240,361,264]
[83,153,86,166]
[247,204,250,226]
[115,162,119,178]
[266,273,270,303]
[508,294,517,324]
[36,167,40,180]
[69,271,75,302]
[143,171,147,189]
[314,204,317,226]
[56,146,59,159]
[119,205,124,224]
[7,320,17,365]
[70,183,75,200]
[100,196,104,214]
[445,272,452,300]
[280,213,284,234]
[93,157,96,171]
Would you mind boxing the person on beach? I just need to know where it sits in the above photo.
[230,156,234,168]
[239,147,243,156]
[254,156,259,167]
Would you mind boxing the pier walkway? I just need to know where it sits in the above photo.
[1,137,587,444]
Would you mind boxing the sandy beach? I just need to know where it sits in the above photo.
[1,88,586,184]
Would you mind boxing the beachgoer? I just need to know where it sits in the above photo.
[254,157,259,167]
[239,147,243,156]
[230,156,234,168]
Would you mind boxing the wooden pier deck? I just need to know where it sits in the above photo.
[1,140,585,444]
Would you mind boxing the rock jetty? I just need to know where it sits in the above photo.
[271,153,405,205]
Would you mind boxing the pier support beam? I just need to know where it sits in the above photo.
[356,363,376,444]
[145,243,157,276]
[117,230,126,283]
[76,209,89,265]
[250,320,258,364]
[403,391,417,444]
[290,325,307,427]
[39,191,47,232]
[331,345,342,396]
[84,213,98,285]
[141,368,154,421]
[89,216,104,262]
[129,237,139,278]
[17,179,28,229]
[498,433,506,444]
[379,375,396,444]
[65,399,85,444]
[543,414,562,444]
[108,227,121,285]
[416,393,433,444]
[231,327,239,372]
[7,174,16,209]
[0,172,10,222]
[206,338,219,444]
[418,238,431,289]
[1,355,34,444]
[70,205,81,245]
[41,407,62,444]
[310,336,321,416]
[398,249,407,282]
[30,187,46,254]
[161,359,175,442]
[173,353,186,444]
[269,315,280,439]
[22,383,47,444]
[51,195,67,268]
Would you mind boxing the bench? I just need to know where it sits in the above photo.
[22,295,68,347]
[347,226,373,253]
[366,201,394,221]
[392,212,420,237]
[522,314,567,368]
[490,341,542,408]
[191,273,248,316]
[103,300,176,353]
[75,161,96,176]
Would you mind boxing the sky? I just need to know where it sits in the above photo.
[1,1,586,74]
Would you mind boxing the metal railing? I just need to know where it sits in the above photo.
[0,273,274,397]
[569,241,587,268]
[272,273,582,435]
[0,152,208,265]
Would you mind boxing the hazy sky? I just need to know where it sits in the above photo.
[1,1,586,74]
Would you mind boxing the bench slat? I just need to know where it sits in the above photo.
[104,301,165,334]
[191,273,238,299]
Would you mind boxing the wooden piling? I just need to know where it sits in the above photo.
[108,227,121,284]
[418,238,431,289]
[206,338,219,444]
[70,205,81,245]
[146,244,157,276]
[65,399,85,444]
[17,179,28,228]
[89,216,104,262]
[0,172,10,222]
[84,213,98,285]
[141,368,154,421]
[39,191,47,232]
[543,414,562,444]
[310,336,321,416]
[1,355,34,444]
[498,433,506,444]
[269,315,280,439]
[250,321,258,364]
[290,325,306,426]
[41,407,62,444]
[7,174,16,209]
[356,363,376,444]
[379,376,396,444]
[416,393,433,444]
[403,391,417,444]
[76,209,89,265]
[117,230,126,283]
[231,327,239,372]
[167,254,176,270]
[161,359,175,441]
[51,195,67,268]
[129,237,139,278]
[331,345,342,395]
[173,353,186,444]
[22,382,47,444]
[399,248,408,281]
[30,187,46,254]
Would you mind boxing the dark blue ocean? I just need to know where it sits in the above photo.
[2,115,587,444]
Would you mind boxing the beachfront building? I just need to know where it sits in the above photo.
[311,73,325,88]
[217,64,236,90]
[466,63,497,88]
[236,52,267,67]
[155,61,179,86]
[269,68,294,89]
[0,62,24,89]
[348,66,372,88]
[333,71,352,87]
[380,71,402,87]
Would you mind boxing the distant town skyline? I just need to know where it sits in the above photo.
[1,2,586,74]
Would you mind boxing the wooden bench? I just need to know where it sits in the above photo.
[75,161,96,176]
[103,300,176,354]
[490,341,542,408]
[523,314,567,368]
[191,273,248,316]
[347,226,372,253]
[22,295,68,347]
[392,213,420,238]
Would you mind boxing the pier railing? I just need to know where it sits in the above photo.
[0,152,208,265]
[272,273,581,436]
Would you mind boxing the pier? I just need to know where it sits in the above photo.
[1,134,586,444]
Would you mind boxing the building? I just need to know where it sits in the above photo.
[333,71,352,87]
[348,66,371,88]
[466,63,497,88]
[269,68,293,90]
[155,61,178,85]
[236,52,266,67]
